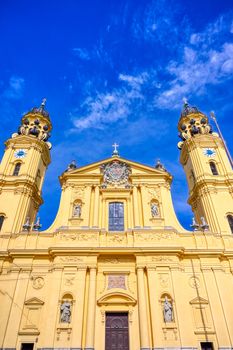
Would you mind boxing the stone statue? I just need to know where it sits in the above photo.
[60,301,71,323]
[163,296,173,322]
[151,203,159,217]
[73,204,81,217]
[190,217,199,231]
[200,216,209,231]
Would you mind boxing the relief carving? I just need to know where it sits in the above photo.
[159,273,169,287]
[60,233,98,241]
[59,256,83,262]
[103,258,119,264]
[189,276,200,289]
[32,276,44,289]
[147,186,160,200]
[136,232,172,241]
[152,256,173,262]
[108,234,125,243]
[108,275,126,289]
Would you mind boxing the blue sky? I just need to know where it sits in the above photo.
[0,0,233,230]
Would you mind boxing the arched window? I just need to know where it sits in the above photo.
[209,162,218,175]
[227,215,233,234]
[0,215,5,231]
[109,202,124,231]
[13,162,21,176]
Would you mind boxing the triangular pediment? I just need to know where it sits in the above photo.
[61,156,171,179]
[190,297,208,305]
[24,297,44,305]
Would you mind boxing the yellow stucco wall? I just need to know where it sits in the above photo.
[0,108,233,350]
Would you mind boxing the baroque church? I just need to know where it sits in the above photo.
[0,100,233,350]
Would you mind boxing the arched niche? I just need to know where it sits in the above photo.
[150,199,160,218]
[160,293,175,323]
[59,293,74,324]
[72,199,82,218]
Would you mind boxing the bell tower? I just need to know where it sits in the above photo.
[0,99,52,234]
[178,101,233,234]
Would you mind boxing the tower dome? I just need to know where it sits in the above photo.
[12,98,52,149]
[177,100,212,149]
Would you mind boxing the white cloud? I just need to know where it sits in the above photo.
[154,15,233,109]
[71,71,153,130]
[2,76,25,99]
[72,48,90,60]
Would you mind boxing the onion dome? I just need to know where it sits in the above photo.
[12,98,52,149]
[177,100,212,150]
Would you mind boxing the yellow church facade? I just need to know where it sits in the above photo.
[0,101,233,350]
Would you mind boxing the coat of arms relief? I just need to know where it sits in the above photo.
[100,160,131,187]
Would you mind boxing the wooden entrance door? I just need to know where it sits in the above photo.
[105,312,129,350]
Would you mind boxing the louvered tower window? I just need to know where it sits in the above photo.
[13,163,21,176]
[227,215,233,234]
[209,162,218,175]
[0,216,5,231]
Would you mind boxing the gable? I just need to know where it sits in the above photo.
[60,156,171,181]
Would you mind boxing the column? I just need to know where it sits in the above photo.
[93,186,99,227]
[83,185,92,226]
[202,267,231,345]
[71,267,87,350]
[3,270,30,347]
[140,186,150,226]
[133,185,140,227]
[137,267,151,350]
[85,267,97,350]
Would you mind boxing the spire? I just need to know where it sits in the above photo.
[29,97,50,119]
[180,98,200,117]
[112,142,120,157]
[40,98,46,110]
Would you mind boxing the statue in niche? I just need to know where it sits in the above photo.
[60,301,71,323]
[151,202,159,217]
[163,296,173,322]
[73,203,81,218]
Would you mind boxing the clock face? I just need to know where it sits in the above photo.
[14,149,27,159]
[203,148,216,158]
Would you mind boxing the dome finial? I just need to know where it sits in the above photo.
[112,142,120,157]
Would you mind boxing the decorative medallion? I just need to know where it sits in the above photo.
[32,276,45,289]
[100,160,131,187]
[14,149,27,159]
[203,148,216,158]
[189,276,200,289]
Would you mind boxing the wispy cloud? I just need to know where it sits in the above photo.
[154,15,233,109]
[72,48,90,60]
[70,71,156,130]
[2,76,25,100]
[131,0,191,48]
